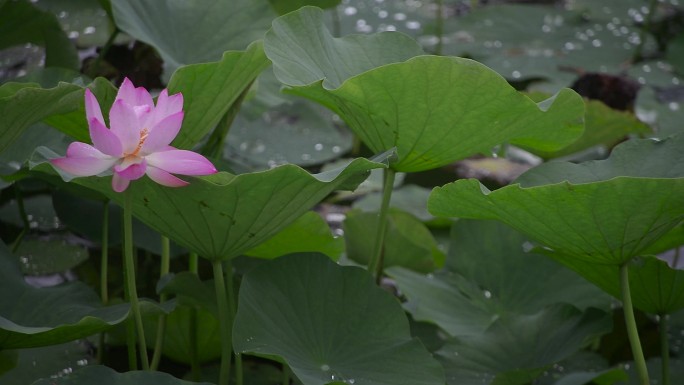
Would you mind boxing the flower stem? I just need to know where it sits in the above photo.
[123,191,149,370]
[188,252,201,381]
[281,363,291,385]
[213,260,233,385]
[633,0,658,62]
[435,0,444,55]
[368,168,396,284]
[98,201,110,364]
[150,236,171,370]
[660,314,670,385]
[201,82,253,159]
[225,259,243,385]
[620,262,649,385]
[11,185,29,253]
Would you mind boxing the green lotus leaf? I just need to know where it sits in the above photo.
[30,365,212,385]
[245,211,344,260]
[264,7,585,172]
[233,253,445,385]
[111,0,275,75]
[34,152,389,261]
[387,220,609,337]
[429,135,684,265]
[0,0,79,70]
[539,253,684,314]
[343,209,445,273]
[167,41,270,150]
[436,305,611,385]
[0,82,81,154]
[265,6,424,89]
[0,341,90,384]
[0,241,129,349]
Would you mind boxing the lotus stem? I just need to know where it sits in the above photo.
[282,363,291,385]
[123,191,150,370]
[11,185,29,253]
[620,262,649,385]
[369,168,396,284]
[435,0,444,56]
[98,201,110,364]
[150,236,171,370]
[189,252,201,381]
[660,314,670,385]
[213,260,233,385]
[202,81,253,159]
[225,259,243,385]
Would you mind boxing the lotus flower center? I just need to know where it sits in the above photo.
[125,128,149,158]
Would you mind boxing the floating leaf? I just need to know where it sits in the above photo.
[265,8,586,172]
[15,236,89,276]
[111,0,275,74]
[226,100,353,169]
[0,241,129,349]
[30,364,212,385]
[0,0,79,70]
[34,152,388,261]
[245,211,344,260]
[344,209,445,273]
[429,135,684,265]
[0,341,91,385]
[233,253,445,385]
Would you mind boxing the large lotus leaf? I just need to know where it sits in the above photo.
[0,122,69,177]
[387,220,609,337]
[143,305,221,365]
[343,209,445,273]
[265,8,585,172]
[245,211,344,260]
[30,365,212,385]
[264,6,424,89]
[528,97,652,159]
[233,253,445,385]
[0,82,81,154]
[111,0,275,75]
[0,0,79,70]
[167,41,270,150]
[34,153,388,261]
[0,241,129,349]
[436,305,612,385]
[429,135,684,265]
[540,253,684,314]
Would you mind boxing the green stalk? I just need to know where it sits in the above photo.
[150,236,171,370]
[368,168,396,284]
[123,192,150,370]
[87,27,120,78]
[188,252,201,381]
[620,262,649,385]
[122,248,137,371]
[435,0,444,55]
[213,260,233,385]
[660,314,670,385]
[97,201,110,364]
[225,258,242,385]
[11,185,30,253]
[281,363,291,385]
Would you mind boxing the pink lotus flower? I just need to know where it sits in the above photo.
[51,78,217,192]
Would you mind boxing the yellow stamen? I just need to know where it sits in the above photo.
[125,128,149,157]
